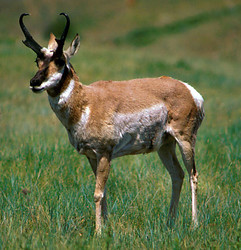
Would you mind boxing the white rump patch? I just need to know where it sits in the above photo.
[181,81,204,109]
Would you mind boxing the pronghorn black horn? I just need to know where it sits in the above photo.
[19,13,43,56]
[55,13,70,55]
[59,13,70,42]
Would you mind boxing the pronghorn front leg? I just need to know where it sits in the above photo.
[90,154,111,234]
[88,157,108,221]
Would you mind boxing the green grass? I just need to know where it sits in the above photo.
[0,0,241,248]
[114,5,241,46]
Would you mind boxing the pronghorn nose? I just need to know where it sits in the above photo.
[30,67,47,87]
[30,78,41,87]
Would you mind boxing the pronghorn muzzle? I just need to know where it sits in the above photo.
[30,67,48,92]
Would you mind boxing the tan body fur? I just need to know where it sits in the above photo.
[20,13,204,233]
[48,76,201,158]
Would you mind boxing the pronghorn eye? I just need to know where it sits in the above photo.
[55,58,65,67]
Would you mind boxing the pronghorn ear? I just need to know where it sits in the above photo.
[48,33,58,51]
[64,34,80,59]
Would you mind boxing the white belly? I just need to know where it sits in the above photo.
[112,103,168,158]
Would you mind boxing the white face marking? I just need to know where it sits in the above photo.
[32,67,65,92]
[41,47,54,57]
[42,70,64,89]
[181,81,204,109]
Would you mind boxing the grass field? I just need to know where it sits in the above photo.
[0,0,241,248]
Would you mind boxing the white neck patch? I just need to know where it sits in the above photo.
[49,79,75,106]
[59,79,75,105]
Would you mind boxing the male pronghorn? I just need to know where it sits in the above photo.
[20,13,204,233]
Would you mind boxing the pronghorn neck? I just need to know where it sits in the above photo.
[47,65,84,129]
[47,65,74,97]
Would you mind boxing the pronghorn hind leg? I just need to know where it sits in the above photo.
[177,139,199,227]
[88,154,111,234]
[158,139,184,226]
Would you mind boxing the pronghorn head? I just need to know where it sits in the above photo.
[19,13,80,94]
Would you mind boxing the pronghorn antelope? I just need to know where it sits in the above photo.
[20,13,204,233]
